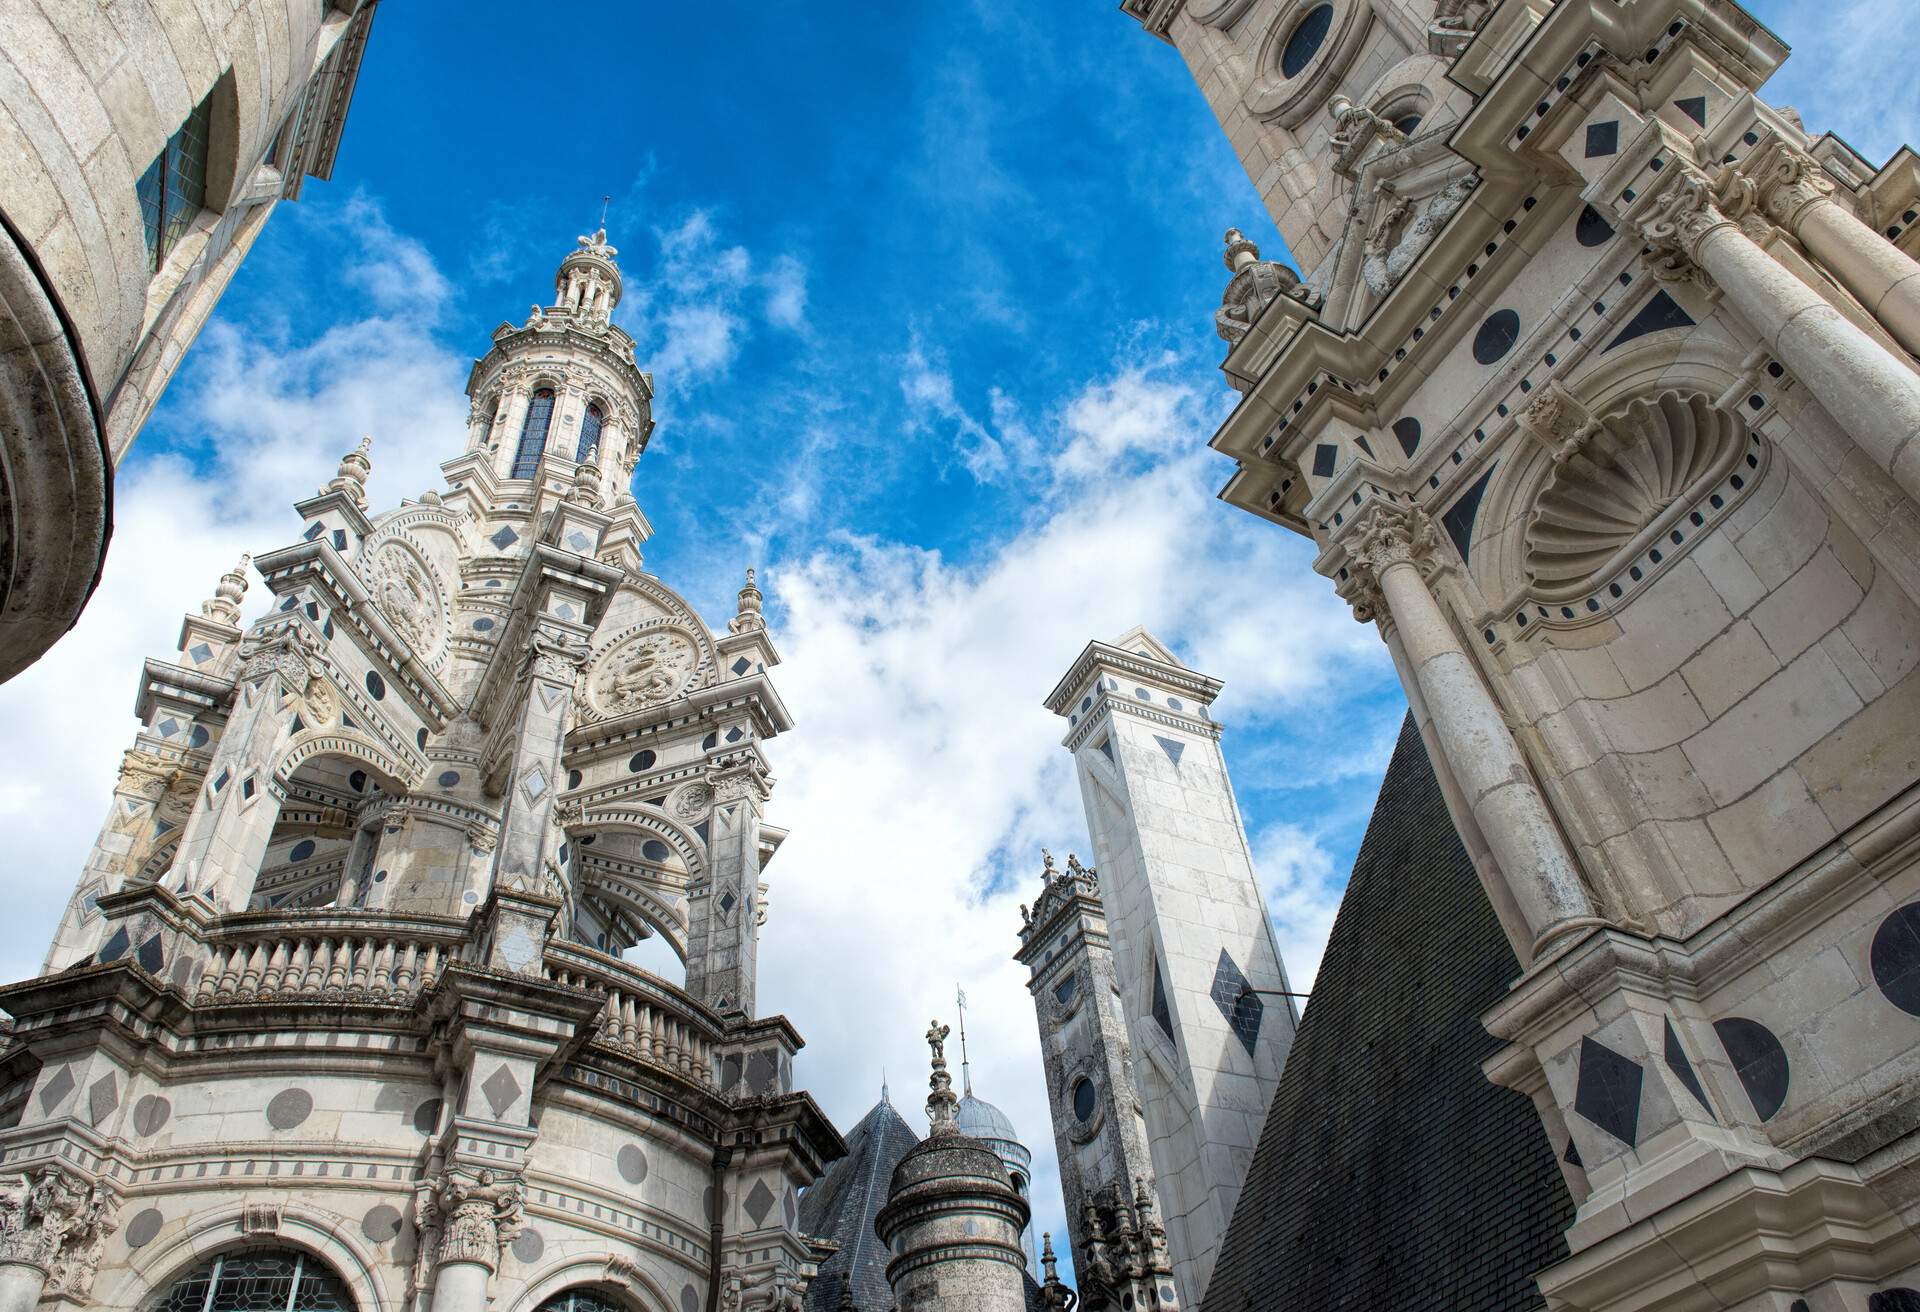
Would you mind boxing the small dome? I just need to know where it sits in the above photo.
[957,1095,1020,1145]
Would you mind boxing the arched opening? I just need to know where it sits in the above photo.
[144,1247,355,1312]
[253,751,406,911]
[567,824,692,986]
[511,387,556,478]
[576,402,605,462]
[536,1288,633,1312]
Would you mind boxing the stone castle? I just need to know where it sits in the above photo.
[6,0,1920,1310]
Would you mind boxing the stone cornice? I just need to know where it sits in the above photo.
[564,672,795,757]
[135,657,233,722]
[1042,638,1221,716]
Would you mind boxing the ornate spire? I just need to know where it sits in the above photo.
[569,444,605,509]
[1038,1234,1078,1309]
[728,567,765,634]
[1223,227,1261,274]
[1216,229,1311,349]
[200,554,250,624]
[926,1018,959,1136]
[956,984,973,1098]
[327,435,373,508]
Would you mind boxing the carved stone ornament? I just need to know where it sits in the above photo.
[672,783,713,819]
[1743,139,1838,229]
[367,540,449,666]
[1428,0,1489,56]
[1525,390,1747,599]
[1215,229,1316,347]
[421,1169,523,1274]
[583,627,697,718]
[0,1165,117,1297]
[1515,381,1601,465]
[1329,94,1407,178]
[236,628,317,689]
[1636,163,1736,282]
[1362,175,1477,297]
[1349,502,1443,585]
[115,750,178,802]
[526,630,592,685]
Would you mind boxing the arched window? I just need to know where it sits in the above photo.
[137,86,215,272]
[145,1248,355,1312]
[576,402,605,462]
[536,1289,630,1312]
[512,388,556,478]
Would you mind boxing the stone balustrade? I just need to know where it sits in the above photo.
[544,942,720,1089]
[193,911,472,1006]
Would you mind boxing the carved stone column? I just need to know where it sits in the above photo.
[685,752,770,1017]
[165,630,310,911]
[1349,504,1601,961]
[490,628,589,901]
[1738,138,1920,358]
[418,1168,523,1312]
[0,1166,117,1312]
[1636,162,1920,504]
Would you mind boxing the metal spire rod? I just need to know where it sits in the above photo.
[956,983,972,1098]
[599,194,610,229]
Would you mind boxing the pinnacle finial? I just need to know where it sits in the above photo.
[1223,227,1261,273]
[201,553,252,624]
[569,444,605,509]
[326,436,373,508]
[926,1018,959,1135]
[728,566,766,634]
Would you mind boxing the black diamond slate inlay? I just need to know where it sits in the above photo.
[1209,949,1263,1057]
[1312,442,1338,477]
[98,927,131,964]
[1714,1016,1789,1121]
[745,1179,777,1226]
[1674,95,1707,127]
[1572,1035,1643,1146]
[1097,737,1115,765]
[1585,120,1620,158]
[1154,735,1185,767]
[1663,1018,1713,1116]
[1562,1137,1583,1168]
[1151,955,1175,1042]
[1442,465,1495,565]
[720,890,737,914]
[1605,289,1696,351]
[481,1063,523,1119]
[136,933,165,974]
[37,1065,73,1114]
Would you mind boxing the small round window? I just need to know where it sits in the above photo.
[1072,1078,1097,1123]
[1281,4,1334,78]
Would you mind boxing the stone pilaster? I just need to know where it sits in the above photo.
[164,629,311,911]
[685,752,770,1017]
[42,750,195,970]
[489,626,590,906]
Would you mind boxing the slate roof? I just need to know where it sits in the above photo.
[1200,714,1575,1312]
[800,1095,920,1311]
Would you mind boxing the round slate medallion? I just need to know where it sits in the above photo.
[361,1204,404,1243]
[617,1144,649,1185]
[132,1094,171,1136]
[266,1088,313,1131]
[412,1098,443,1134]
[681,1287,700,1312]
[1871,903,1920,1015]
[510,1229,544,1264]
[125,1208,164,1249]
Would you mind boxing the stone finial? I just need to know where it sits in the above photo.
[728,567,766,634]
[1041,847,1057,880]
[328,435,373,508]
[576,227,618,261]
[837,1285,858,1311]
[1038,1233,1077,1309]
[926,1018,959,1136]
[1223,228,1261,274]
[200,554,251,624]
[569,444,605,510]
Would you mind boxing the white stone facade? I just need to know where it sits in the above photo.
[1041,629,1298,1308]
[1126,0,1920,1306]
[0,234,841,1312]
[0,0,378,684]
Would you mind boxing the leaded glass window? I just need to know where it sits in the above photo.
[137,90,215,273]
[575,403,604,462]
[536,1289,629,1312]
[146,1248,354,1312]
[512,388,556,478]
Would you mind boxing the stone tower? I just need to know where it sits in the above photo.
[0,231,843,1312]
[1123,0,1920,1307]
[874,1021,1031,1312]
[1041,627,1296,1306]
[0,0,381,685]
[1015,850,1180,1312]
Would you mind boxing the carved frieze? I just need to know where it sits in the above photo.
[579,626,699,720]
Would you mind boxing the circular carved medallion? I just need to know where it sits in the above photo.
[586,628,697,718]
[366,540,449,667]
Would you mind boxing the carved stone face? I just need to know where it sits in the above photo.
[587,628,697,717]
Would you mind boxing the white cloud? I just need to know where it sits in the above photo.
[1251,822,1344,993]
[630,212,810,394]
[763,254,810,332]
[337,194,451,317]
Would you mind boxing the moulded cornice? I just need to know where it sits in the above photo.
[1042,638,1222,716]
[564,672,795,758]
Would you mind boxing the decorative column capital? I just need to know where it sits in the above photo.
[115,749,179,801]
[1634,162,1739,281]
[419,1168,524,1274]
[235,627,317,688]
[524,630,590,685]
[707,751,772,805]
[0,1165,117,1298]
[1744,139,1838,229]
[1349,502,1443,582]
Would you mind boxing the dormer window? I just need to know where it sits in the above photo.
[511,387,555,478]
[136,88,215,273]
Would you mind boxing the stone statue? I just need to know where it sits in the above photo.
[926,1020,950,1068]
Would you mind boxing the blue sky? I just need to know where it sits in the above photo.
[1,0,1912,1285]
